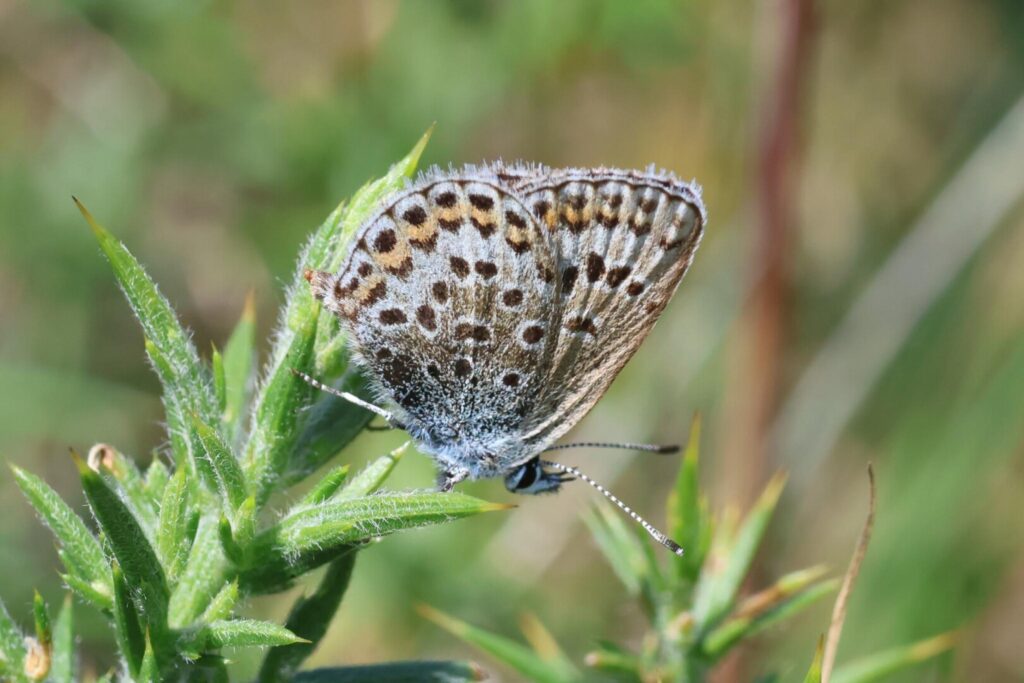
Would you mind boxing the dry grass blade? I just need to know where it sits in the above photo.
[822,464,876,683]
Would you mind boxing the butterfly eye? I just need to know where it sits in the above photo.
[505,458,572,494]
[504,460,539,492]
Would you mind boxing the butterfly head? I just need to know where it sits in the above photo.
[503,456,573,494]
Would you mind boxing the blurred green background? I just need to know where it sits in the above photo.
[2,0,1023,680]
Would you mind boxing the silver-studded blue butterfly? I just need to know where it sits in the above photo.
[302,163,705,554]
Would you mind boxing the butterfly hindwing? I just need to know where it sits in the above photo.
[511,169,705,449]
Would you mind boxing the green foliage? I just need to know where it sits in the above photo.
[419,606,580,683]
[300,464,351,506]
[2,134,506,681]
[241,492,508,595]
[220,293,257,443]
[803,639,825,683]
[258,555,357,683]
[290,661,486,682]
[425,417,953,683]
[10,466,112,609]
[50,596,75,683]
[829,632,956,683]
[0,598,27,681]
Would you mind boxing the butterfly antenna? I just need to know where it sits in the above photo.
[544,441,679,455]
[540,459,684,557]
[291,369,396,423]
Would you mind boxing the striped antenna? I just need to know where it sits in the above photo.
[291,369,397,423]
[540,459,684,556]
[544,441,679,454]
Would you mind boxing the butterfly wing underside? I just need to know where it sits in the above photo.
[310,165,705,478]
[309,174,562,474]
[509,169,705,450]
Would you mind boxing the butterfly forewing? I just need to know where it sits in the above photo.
[310,173,561,473]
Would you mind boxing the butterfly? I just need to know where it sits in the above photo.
[302,163,705,554]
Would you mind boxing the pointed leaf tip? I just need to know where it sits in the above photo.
[482,501,517,512]
[417,122,436,150]
[686,413,702,459]
[402,126,435,177]
[419,604,576,683]
[762,470,788,507]
[69,448,88,475]
[804,635,825,683]
[243,289,256,320]
[72,197,105,238]
[909,631,957,660]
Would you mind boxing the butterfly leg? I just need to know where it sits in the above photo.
[437,468,470,493]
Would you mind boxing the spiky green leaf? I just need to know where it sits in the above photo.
[667,414,707,580]
[245,319,316,504]
[144,337,200,469]
[293,661,485,683]
[218,515,245,566]
[30,592,50,653]
[75,198,216,423]
[583,641,642,681]
[518,613,576,678]
[292,663,483,683]
[200,581,239,625]
[11,466,112,608]
[419,605,578,683]
[88,444,159,534]
[58,571,111,611]
[190,413,248,513]
[233,495,257,548]
[830,632,955,683]
[193,619,307,649]
[300,464,350,506]
[157,466,193,581]
[248,130,431,496]
[244,492,507,593]
[75,451,168,636]
[701,573,838,659]
[144,459,170,503]
[0,598,27,682]
[49,595,74,683]
[584,504,647,598]
[693,473,786,630]
[112,563,145,678]
[212,346,226,414]
[258,553,357,683]
[138,632,158,683]
[804,637,825,683]
[333,443,407,500]
[222,293,256,440]
[168,517,229,629]
[273,491,506,554]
